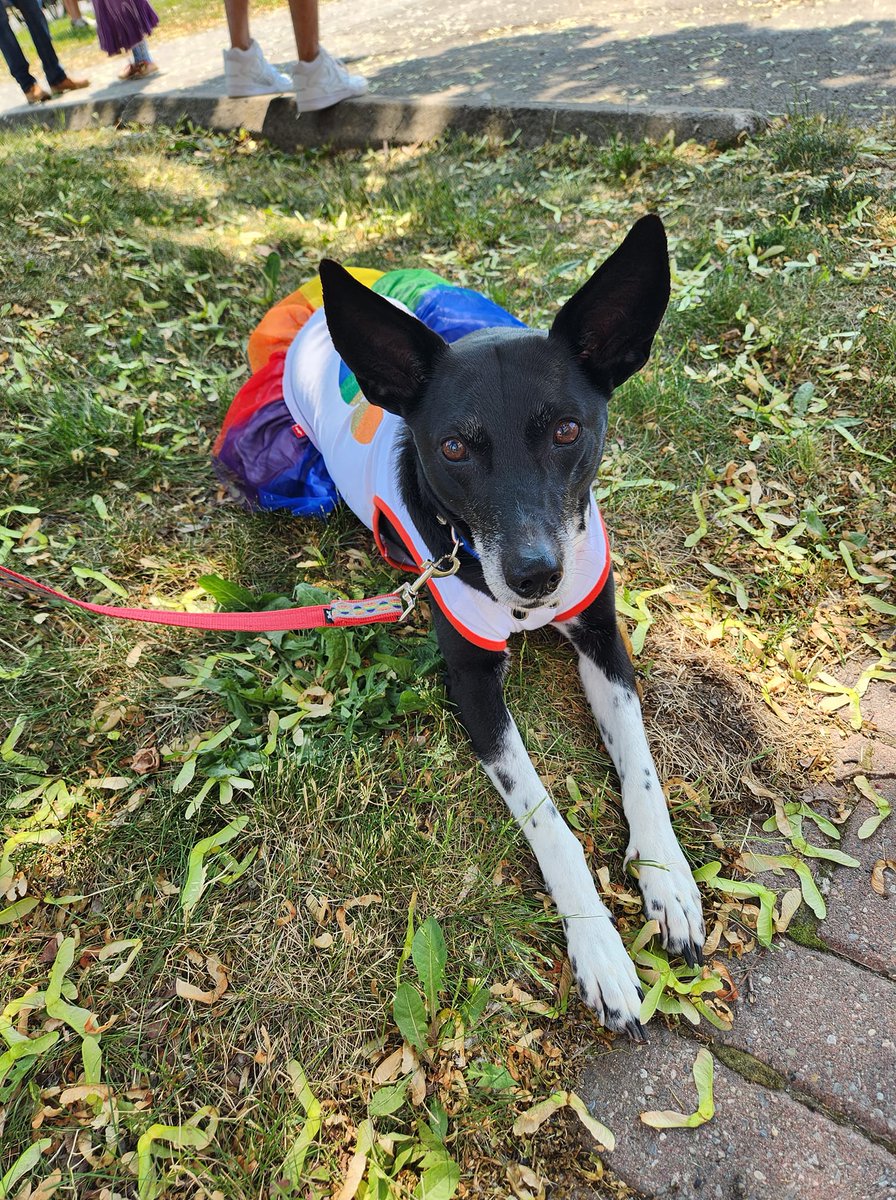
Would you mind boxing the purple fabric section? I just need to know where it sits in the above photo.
[214,399,302,501]
[93,0,158,55]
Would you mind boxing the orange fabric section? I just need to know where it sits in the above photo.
[247,290,316,374]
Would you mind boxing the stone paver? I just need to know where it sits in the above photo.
[576,1026,896,1200]
[712,942,896,1144]
[819,804,896,980]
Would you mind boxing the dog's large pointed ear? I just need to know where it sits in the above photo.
[549,214,670,392]
[319,260,448,418]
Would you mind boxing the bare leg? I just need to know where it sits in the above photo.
[223,0,251,51]
[287,0,318,61]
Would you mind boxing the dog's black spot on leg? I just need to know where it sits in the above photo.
[649,900,662,914]
[570,956,578,974]
[548,804,560,820]
[644,767,651,777]
[606,1007,621,1022]
[495,768,514,792]
[644,780,651,790]
[530,817,538,830]
[619,770,626,784]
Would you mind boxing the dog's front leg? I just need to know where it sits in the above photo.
[432,609,645,1037]
[559,579,705,966]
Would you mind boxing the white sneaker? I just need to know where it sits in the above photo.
[292,46,367,113]
[224,39,292,99]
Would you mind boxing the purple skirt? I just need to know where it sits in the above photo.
[93,0,159,55]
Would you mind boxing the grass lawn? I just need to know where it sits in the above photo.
[0,114,894,1197]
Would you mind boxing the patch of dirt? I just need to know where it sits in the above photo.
[640,621,812,809]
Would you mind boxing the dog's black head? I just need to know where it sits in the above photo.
[319,215,670,610]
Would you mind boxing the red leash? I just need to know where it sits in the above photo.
[0,562,403,632]
[0,539,462,634]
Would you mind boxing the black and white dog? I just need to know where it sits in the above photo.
[319,216,704,1039]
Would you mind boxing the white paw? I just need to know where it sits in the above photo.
[565,912,647,1040]
[627,840,705,966]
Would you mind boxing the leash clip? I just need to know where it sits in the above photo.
[398,533,462,620]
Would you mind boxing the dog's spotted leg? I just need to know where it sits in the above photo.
[432,609,646,1038]
[560,579,705,966]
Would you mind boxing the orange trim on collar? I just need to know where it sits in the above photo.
[372,497,508,653]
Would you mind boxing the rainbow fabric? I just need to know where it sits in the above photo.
[213,267,526,517]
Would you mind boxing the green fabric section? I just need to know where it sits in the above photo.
[339,371,360,405]
[337,269,454,404]
[372,268,452,312]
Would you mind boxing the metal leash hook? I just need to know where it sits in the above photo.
[397,532,462,620]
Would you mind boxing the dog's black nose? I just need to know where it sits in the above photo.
[506,552,563,600]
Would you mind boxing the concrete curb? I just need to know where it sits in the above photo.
[0,91,766,149]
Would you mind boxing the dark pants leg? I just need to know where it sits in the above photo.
[0,0,66,93]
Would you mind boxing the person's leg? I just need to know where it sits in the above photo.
[290,0,366,112]
[223,0,250,51]
[131,39,154,64]
[120,37,158,79]
[0,0,38,93]
[10,0,66,87]
[62,0,90,26]
[222,0,292,97]
[286,0,317,62]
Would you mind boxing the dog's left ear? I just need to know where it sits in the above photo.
[319,259,448,418]
[549,214,670,392]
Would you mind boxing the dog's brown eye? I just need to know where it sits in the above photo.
[441,437,468,462]
[554,420,580,445]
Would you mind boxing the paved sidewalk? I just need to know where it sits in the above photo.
[1,0,893,128]
[576,674,896,1199]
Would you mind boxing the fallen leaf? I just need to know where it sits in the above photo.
[305,892,330,926]
[870,859,896,897]
[372,1047,403,1085]
[130,748,159,775]
[641,1047,715,1129]
[775,888,802,932]
[176,955,228,1004]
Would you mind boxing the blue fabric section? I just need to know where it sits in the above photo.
[414,284,526,344]
[258,445,340,517]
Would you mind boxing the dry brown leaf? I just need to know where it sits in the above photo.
[372,1047,403,1085]
[32,1169,63,1200]
[512,1093,566,1136]
[409,1067,426,1105]
[130,747,159,775]
[710,959,738,1002]
[305,892,330,926]
[312,932,334,949]
[125,642,146,668]
[870,859,896,897]
[335,907,354,942]
[775,887,802,932]
[334,1148,367,1200]
[276,900,297,926]
[400,1043,418,1075]
[507,1163,546,1200]
[703,918,725,956]
[342,893,382,911]
[59,1084,114,1105]
[176,954,228,1004]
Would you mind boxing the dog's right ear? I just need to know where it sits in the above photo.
[319,260,448,418]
